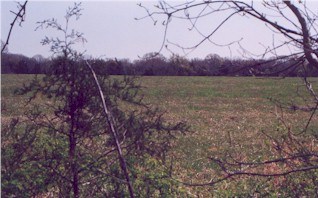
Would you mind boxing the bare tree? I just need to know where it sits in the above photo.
[139,1,318,68]
[139,0,318,195]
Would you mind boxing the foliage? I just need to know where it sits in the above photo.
[1,3,188,197]
[1,118,55,197]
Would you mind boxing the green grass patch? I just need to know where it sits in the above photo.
[2,74,318,196]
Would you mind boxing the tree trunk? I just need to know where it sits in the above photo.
[70,132,79,198]
[69,95,79,198]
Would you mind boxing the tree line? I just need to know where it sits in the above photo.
[2,1,318,196]
[2,51,318,77]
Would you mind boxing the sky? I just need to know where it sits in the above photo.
[1,1,318,60]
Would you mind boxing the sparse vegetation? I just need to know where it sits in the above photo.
[2,74,318,196]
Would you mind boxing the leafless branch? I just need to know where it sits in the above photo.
[85,60,135,198]
[1,0,28,53]
[285,1,318,69]
[138,0,318,192]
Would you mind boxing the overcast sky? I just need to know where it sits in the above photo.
[2,1,318,60]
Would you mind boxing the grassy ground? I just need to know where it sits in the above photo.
[2,74,318,196]
[137,76,318,194]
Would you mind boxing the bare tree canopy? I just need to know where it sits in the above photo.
[139,0,318,193]
[139,1,318,69]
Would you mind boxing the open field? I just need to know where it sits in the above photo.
[2,74,318,196]
[137,76,318,195]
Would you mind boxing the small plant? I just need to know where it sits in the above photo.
[1,3,188,197]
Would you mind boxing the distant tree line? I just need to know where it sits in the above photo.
[1,53,49,74]
[2,52,318,77]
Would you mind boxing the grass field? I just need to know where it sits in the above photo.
[138,76,318,195]
[2,74,318,196]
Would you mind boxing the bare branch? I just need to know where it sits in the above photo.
[2,1,28,53]
[285,1,318,69]
[85,60,135,198]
